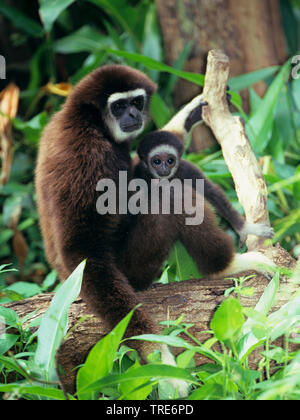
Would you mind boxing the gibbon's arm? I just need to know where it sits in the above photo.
[177,160,274,243]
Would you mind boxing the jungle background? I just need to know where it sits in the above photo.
[0,0,300,401]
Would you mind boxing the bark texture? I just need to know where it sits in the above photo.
[156,0,287,150]
[201,50,271,250]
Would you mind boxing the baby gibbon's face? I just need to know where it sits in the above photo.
[146,144,180,179]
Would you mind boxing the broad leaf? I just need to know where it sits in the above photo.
[34,260,85,382]
[211,298,245,342]
[76,308,134,400]
[246,60,291,154]
[0,1,44,37]
[39,0,76,33]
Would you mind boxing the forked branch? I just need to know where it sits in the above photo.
[201,50,271,251]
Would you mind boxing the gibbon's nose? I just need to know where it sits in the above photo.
[157,163,171,177]
[129,106,139,119]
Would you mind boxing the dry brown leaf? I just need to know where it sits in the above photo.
[0,83,20,186]
[12,229,29,268]
[44,82,73,97]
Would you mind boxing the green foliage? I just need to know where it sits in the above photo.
[0,261,84,399]
[0,0,300,401]
[1,265,300,400]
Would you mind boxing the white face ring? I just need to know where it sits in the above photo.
[105,89,147,143]
[147,144,179,179]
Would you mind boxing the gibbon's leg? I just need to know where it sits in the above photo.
[60,242,158,348]
[119,214,190,397]
[119,213,178,291]
[178,201,235,276]
[176,188,276,278]
[201,176,275,243]
[177,160,274,242]
[177,161,245,233]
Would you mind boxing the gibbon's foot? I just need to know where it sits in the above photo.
[184,97,209,132]
[211,251,277,280]
[162,94,208,135]
[238,222,275,246]
[139,342,189,398]
[160,344,190,398]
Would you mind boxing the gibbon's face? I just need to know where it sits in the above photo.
[105,88,147,143]
[147,144,179,179]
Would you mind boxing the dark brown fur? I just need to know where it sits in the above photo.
[137,131,245,232]
[35,65,233,359]
[35,65,159,342]
[133,132,235,288]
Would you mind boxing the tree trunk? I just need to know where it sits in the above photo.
[4,243,296,393]
[156,0,287,150]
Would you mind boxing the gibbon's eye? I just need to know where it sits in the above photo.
[111,99,128,116]
[131,96,145,111]
[167,157,175,166]
[152,158,162,166]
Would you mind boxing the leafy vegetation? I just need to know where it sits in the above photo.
[0,262,299,400]
[0,0,300,401]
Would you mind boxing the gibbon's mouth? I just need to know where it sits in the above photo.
[157,174,171,180]
[122,122,143,133]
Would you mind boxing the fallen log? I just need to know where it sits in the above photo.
[4,245,295,393]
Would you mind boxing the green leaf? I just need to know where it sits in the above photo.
[130,334,195,350]
[0,355,27,377]
[87,0,139,45]
[4,282,41,299]
[104,48,205,86]
[187,383,221,400]
[246,60,291,154]
[238,273,280,360]
[0,1,44,38]
[164,42,194,99]
[169,241,201,281]
[150,93,172,128]
[293,165,300,201]
[78,364,197,396]
[0,306,19,328]
[268,171,300,194]
[176,349,196,369]
[13,112,49,145]
[0,383,68,400]
[76,308,135,400]
[210,298,245,342]
[119,360,152,400]
[1,290,25,302]
[229,66,279,92]
[34,260,85,382]
[292,78,300,111]
[2,194,24,227]
[41,270,57,292]
[0,334,18,355]
[39,0,76,33]
[141,3,162,81]
[54,26,112,54]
